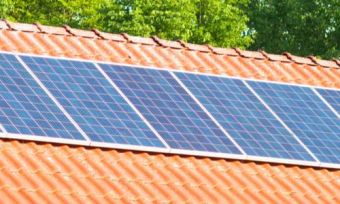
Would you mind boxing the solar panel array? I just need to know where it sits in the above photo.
[0,52,339,167]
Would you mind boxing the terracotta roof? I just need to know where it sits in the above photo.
[0,20,339,203]
[0,139,339,204]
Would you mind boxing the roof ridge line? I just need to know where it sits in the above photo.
[0,19,339,69]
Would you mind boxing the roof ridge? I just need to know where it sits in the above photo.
[0,19,339,68]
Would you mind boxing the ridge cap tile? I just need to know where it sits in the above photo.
[125,35,157,45]
[63,25,74,35]
[310,56,339,68]
[259,50,270,60]
[283,52,316,65]
[334,59,340,67]
[151,35,162,46]
[5,21,40,32]
[265,52,291,62]
[0,20,9,29]
[318,59,339,68]
[209,46,239,56]
[235,48,266,59]
[177,40,190,50]
[184,43,211,53]
[120,33,130,41]
[37,24,70,35]
[93,29,126,42]
[63,26,98,38]
[152,37,183,49]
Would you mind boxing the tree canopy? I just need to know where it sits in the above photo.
[0,0,339,59]
[247,0,340,59]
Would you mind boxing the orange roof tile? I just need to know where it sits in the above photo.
[0,140,339,204]
[0,21,339,203]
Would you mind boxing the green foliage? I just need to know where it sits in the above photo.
[191,0,252,48]
[100,0,252,48]
[0,0,338,59]
[1,0,106,29]
[0,0,251,48]
[0,0,13,18]
[99,0,196,41]
[247,0,340,59]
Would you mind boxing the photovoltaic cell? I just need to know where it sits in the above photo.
[100,64,242,154]
[316,89,340,114]
[249,81,340,163]
[176,73,315,161]
[0,53,85,140]
[21,56,165,147]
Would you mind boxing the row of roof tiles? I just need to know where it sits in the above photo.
[0,140,339,204]
[1,20,339,68]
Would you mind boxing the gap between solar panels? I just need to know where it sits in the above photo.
[0,52,339,169]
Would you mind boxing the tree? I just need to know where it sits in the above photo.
[99,0,197,42]
[247,0,340,59]
[190,0,252,47]
[0,0,252,48]
[1,0,106,29]
[100,0,252,48]
[0,0,13,19]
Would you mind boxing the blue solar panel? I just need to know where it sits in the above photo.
[0,53,85,140]
[176,73,315,161]
[317,89,340,114]
[249,81,340,163]
[100,64,242,154]
[21,56,165,148]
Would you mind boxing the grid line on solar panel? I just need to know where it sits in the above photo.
[316,89,340,116]
[175,72,315,161]
[21,56,166,148]
[0,53,85,140]
[100,63,242,154]
[249,81,340,164]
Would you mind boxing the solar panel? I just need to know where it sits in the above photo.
[316,89,340,114]
[0,53,86,140]
[249,81,340,164]
[176,73,315,161]
[100,64,242,154]
[21,56,166,148]
[0,51,336,167]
